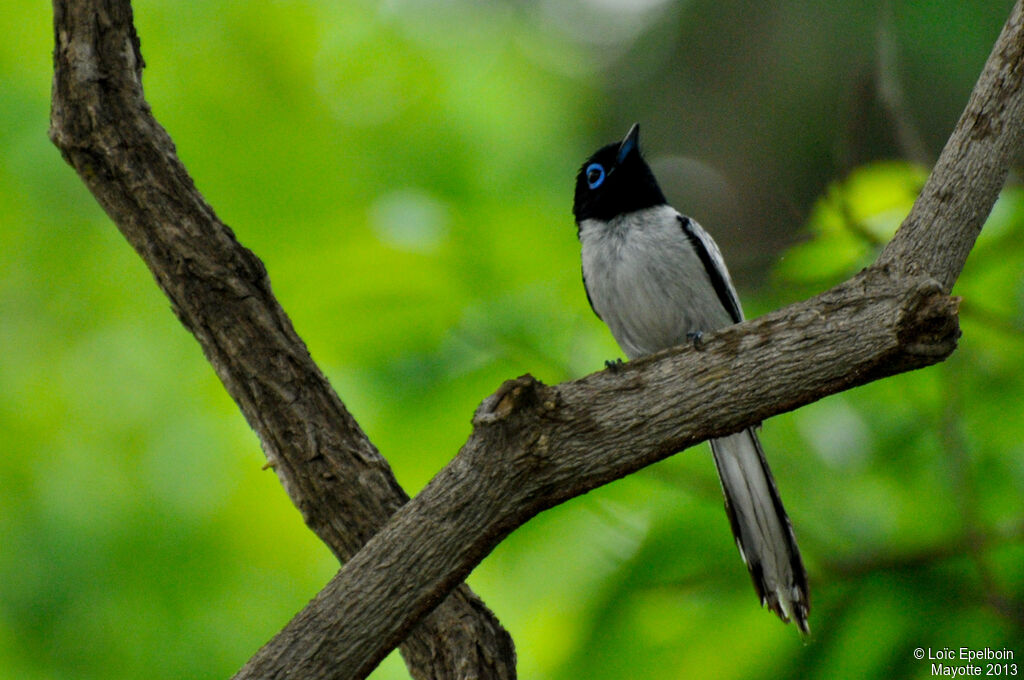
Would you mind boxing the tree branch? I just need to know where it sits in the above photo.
[49,1,515,678]
[236,269,960,679]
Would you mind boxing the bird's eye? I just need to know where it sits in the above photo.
[586,163,606,189]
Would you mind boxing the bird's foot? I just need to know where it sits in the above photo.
[604,358,625,372]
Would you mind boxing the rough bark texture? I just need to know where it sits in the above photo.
[49,1,515,679]
[234,270,961,679]
[49,0,1024,678]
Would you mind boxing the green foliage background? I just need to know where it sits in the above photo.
[1,1,1021,678]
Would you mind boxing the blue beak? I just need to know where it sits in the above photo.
[617,123,640,164]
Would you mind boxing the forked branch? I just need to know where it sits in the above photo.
[50,0,1024,679]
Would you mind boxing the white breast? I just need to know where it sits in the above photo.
[580,206,738,359]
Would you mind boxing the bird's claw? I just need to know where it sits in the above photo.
[604,358,625,372]
[686,331,705,350]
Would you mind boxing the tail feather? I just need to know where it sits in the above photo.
[710,429,810,634]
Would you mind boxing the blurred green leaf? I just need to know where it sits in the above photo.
[776,161,928,287]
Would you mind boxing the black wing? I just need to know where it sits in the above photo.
[678,215,743,324]
[581,267,603,321]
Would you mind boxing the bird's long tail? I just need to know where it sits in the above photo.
[710,429,810,634]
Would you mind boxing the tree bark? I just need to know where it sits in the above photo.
[49,1,514,678]
[234,270,960,679]
[49,0,1024,679]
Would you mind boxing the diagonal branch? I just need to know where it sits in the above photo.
[236,269,960,679]
[49,1,515,678]
[234,1,1024,678]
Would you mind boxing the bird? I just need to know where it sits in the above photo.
[572,123,809,633]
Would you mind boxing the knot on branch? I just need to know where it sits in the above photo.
[897,279,961,358]
[473,374,546,425]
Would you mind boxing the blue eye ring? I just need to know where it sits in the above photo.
[585,163,606,189]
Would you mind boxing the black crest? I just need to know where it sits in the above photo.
[572,124,667,223]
